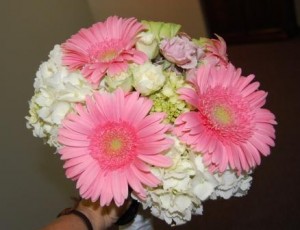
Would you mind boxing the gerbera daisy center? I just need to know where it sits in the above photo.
[198,86,254,143]
[109,138,123,152]
[103,134,128,155]
[89,122,138,170]
[98,49,118,62]
[212,105,233,125]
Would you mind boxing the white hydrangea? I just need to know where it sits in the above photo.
[192,153,252,200]
[210,170,252,200]
[26,45,93,147]
[146,191,202,225]
[132,62,166,96]
[138,136,204,225]
[137,139,253,225]
[191,155,219,201]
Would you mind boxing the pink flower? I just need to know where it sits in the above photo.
[62,16,148,85]
[174,64,276,173]
[160,36,204,69]
[204,35,228,66]
[58,89,173,206]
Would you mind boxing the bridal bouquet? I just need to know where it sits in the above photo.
[26,16,276,225]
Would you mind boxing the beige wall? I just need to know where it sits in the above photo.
[87,0,208,38]
[0,1,92,229]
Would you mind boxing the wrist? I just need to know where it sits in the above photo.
[76,200,105,230]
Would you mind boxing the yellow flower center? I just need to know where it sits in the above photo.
[108,138,123,153]
[212,105,233,125]
[98,50,118,62]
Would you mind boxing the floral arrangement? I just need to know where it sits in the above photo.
[26,16,276,225]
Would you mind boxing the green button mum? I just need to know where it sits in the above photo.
[150,71,191,123]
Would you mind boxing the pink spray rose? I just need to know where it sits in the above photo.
[160,36,204,69]
[204,35,228,66]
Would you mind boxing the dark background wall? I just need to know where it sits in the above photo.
[152,35,300,230]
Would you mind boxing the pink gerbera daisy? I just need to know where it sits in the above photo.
[174,64,276,173]
[58,89,173,206]
[62,16,147,85]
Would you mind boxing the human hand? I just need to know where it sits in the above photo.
[76,198,132,230]
[41,197,137,230]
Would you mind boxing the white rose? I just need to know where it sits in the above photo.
[105,70,133,92]
[136,32,159,59]
[132,62,165,96]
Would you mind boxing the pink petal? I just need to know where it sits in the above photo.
[137,123,167,138]
[133,160,151,172]
[249,135,271,156]
[236,145,249,171]
[137,113,166,130]
[241,143,256,168]
[255,123,276,139]
[126,170,145,195]
[178,87,199,108]
[241,81,260,97]
[58,136,90,147]
[247,90,267,108]
[245,141,261,166]
[130,164,160,187]
[59,128,89,141]
[236,74,255,91]
[63,155,92,169]
[77,161,99,194]
[90,172,105,202]
[100,176,114,206]
[111,172,125,206]
[137,154,172,168]
[59,147,88,160]
[107,62,128,76]
[255,109,277,124]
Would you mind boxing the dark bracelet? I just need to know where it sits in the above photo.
[57,196,139,228]
[57,208,93,230]
[115,199,140,226]
[70,210,93,230]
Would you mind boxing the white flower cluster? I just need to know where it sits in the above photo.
[138,136,252,225]
[26,45,93,146]
[210,170,252,200]
[105,62,167,96]
[139,136,201,225]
